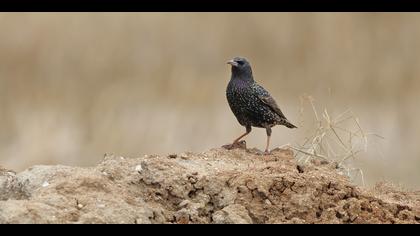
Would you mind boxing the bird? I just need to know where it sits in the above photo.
[225,56,297,154]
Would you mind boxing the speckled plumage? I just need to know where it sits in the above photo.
[225,57,296,153]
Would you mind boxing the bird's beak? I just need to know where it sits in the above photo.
[227,59,239,67]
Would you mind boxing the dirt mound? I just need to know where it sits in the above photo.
[1,146,419,224]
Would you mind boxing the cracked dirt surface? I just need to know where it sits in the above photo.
[1,146,419,224]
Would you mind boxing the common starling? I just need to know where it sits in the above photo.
[225,57,297,154]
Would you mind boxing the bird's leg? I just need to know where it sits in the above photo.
[232,126,252,145]
[264,127,272,154]
[223,126,251,150]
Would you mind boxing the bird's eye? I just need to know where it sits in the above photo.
[237,61,244,65]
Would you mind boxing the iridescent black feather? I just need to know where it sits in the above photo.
[226,57,297,130]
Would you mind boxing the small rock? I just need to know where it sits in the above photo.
[168,154,177,159]
[237,185,248,193]
[174,209,190,224]
[297,165,305,173]
[245,181,257,190]
[311,158,329,166]
[178,200,190,208]
[135,165,143,173]
[188,176,198,184]
[42,181,50,187]
[212,204,252,224]
[320,159,329,165]
[265,199,272,205]
[77,203,84,209]
[289,217,306,224]
[335,210,345,219]
[180,154,189,160]
[177,216,189,224]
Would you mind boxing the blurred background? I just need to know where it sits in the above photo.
[0,13,419,188]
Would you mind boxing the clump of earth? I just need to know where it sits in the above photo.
[1,145,419,224]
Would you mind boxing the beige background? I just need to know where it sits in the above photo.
[0,13,418,188]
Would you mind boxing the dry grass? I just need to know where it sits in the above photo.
[286,95,385,186]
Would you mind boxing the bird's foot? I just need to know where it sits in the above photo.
[248,148,270,156]
[222,140,247,150]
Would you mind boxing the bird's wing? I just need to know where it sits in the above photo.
[258,95,287,120]
[252,84,287,120]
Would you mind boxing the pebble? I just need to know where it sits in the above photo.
[42,181,50,187]
[297,165,305,173]
[135,165,143,173]
[188,176,198,184]
[178,200,190,208]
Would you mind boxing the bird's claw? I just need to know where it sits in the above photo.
[222,140,247,150]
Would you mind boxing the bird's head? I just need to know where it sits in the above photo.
[227,57,253,81]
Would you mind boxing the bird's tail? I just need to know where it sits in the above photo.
[282,119,298,129]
